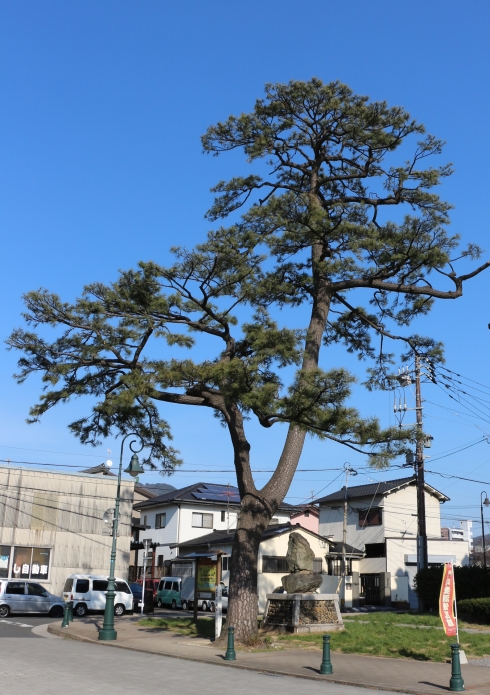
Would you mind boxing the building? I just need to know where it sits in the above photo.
[290,504,319,533]
[0,463,135,596]
[171,522,362,613]
[316,476,469,609]
[441,520,473,553]
[79,463,166,577]
[132,482,295,577]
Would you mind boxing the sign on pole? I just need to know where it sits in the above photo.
[215,584,223,640]
[439,563,457,637]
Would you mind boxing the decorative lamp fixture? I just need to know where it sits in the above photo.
[125,452,144,478]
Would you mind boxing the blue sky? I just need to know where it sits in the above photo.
[1,2,490,531]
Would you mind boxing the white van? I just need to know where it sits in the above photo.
[63,574,133,617]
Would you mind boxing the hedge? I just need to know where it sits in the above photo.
[457,598,490,624]
[414,565,490,610]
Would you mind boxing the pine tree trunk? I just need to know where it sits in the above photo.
[225,494,270,643]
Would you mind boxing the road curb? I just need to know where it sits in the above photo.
[47,624,427,695]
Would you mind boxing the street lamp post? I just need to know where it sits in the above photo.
[480,491,490,571]
[99,434,144,641]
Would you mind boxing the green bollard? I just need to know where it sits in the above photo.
[67,601,73,623]
[224,626,236,661]
[449,643,465,692]
[61,602,70,628]
[320,634,333,675]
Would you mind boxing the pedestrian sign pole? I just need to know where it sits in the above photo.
[215,583,223,640]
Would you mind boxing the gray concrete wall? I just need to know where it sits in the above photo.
[0,465,134,596]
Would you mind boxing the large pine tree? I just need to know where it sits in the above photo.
[9,79,488,640]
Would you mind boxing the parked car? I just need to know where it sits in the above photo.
[136,578,160,603]
[0,580,65,617]
[156,577,182,609]
[129,582,143,610]
[63,574,133,617]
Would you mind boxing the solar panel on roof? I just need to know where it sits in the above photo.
[198,484,238,493]
[192,491,241,503]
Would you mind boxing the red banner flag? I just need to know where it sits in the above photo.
[439,563,457,637]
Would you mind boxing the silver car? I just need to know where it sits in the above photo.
[0,580,65,618]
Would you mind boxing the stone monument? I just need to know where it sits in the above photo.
[262,532,344,633]
[281,532,323,593]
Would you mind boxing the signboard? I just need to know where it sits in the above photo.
[439,563,457,637]
[197,564,217,592]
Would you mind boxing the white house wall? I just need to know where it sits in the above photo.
[386,537,469,608]
[138,503,241,565]
[138,501,291,565]
[257,529,330,613]
[318,485,444,550]
[383,486,442,540]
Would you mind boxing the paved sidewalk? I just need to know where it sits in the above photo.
[48,616,490,695]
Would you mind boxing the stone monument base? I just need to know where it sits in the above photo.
[261,593,344,634]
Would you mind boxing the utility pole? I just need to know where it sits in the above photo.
[342,463,357,606]
[415,354,429,577]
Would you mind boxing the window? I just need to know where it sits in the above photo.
[164,581,172,590]
[158,580,164,591]
[76,579,90,593]
[93,580,109,591]
[364,543,386,558]
[313,558,323,573]
[0,545,11,578]
[6,582,25,594]
[192,512,213,528]
[304,511,310,517]
[143,515,148,527]
[10,547,50,580]
[63,578,74,593]
[27,583,48,597]
[222,556,231,572]
[155,513,166,529]
[221,510,226,522]
[328,558,352,576]
[172,562,193,577]
[171,582,178,591]
[115,581,131,594]
[358,507,382,527]
[262,556,289,573]
[157,555,164,567]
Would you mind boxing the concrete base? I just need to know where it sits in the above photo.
[263,593,344,632]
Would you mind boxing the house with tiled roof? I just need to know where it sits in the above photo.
[169,522,362,613]
[315,475,469,609]
[132,482,294,578]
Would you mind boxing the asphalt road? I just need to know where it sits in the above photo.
[0,614,60,638]
[0,605,209,639]
[0,630,404,695]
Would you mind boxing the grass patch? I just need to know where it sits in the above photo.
[138,617,217,639]
[276,613,490,662]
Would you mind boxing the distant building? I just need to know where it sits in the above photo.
[441,520,472,554]
[289,504,319,533]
